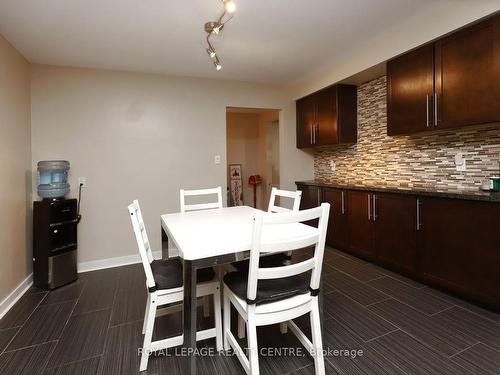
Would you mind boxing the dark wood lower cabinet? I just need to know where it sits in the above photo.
[373,193,417,275]
[347,190,375,259]
[296,184,321,226]
[418,197,500,309]
[322,188,349,250]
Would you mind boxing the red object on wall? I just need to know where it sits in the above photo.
[248,175,262,208]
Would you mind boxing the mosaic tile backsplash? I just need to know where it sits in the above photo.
[314,76,500,193]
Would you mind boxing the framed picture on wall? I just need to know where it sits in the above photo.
[229,164,243,206]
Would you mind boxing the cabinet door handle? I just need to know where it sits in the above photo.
[367,194,371,220]
[416,199,422,230]
[373,194,377,221]
[310,124,313,144]
[341,191,345,214]
[434,92,438,127]
[426,94,430,127]
[313,124,317,144]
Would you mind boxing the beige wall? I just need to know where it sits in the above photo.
[30,65,313,264]
[0,35,31,302]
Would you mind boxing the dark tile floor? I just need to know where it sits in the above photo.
[1,248,499,374]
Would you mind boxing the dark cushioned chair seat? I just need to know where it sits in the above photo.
[150,259,215,290]
[232,253,289,273]
[223,271,309,305]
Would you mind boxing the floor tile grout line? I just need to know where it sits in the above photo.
[365,288,453,317]
[3,299,82,353]
[364,297,393,307]
[1,339,59,354]
[0,291,49,356]
[107,270,121,329]
[329,283,393,308]
[361,312,476,375]
[448,342,479,358]
[430,305,455,316]
[367,303,479,360]
[41,283,101,371]
[324,314,413,375]
[449,304,500,325]
[108,317,144,329]
[364,328,400,343]
[471,340,500,354]
[44,353,104,371]
[334,249,499,323]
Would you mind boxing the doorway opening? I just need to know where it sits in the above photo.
[226,107,280,210]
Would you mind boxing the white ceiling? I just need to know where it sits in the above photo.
[0,0,481,84]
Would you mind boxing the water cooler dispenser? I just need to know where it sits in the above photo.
[33,161,81,289]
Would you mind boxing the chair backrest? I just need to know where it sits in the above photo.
[180,186,223,213]
[246,203,330,304]
[268,187,302,213]
[128,200,156,289]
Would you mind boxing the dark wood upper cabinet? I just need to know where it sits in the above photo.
[296,84,357,148]
[347,190,375,259]
[322,188,349,250]
[435,14,500,129]
[387,13,500,135]
[373,193,417,275]
[418,197,500,309]
[387,44,434,135]
[296,95,315,148]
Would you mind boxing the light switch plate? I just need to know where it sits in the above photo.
[330,160,336,172]
[214,155,221,165]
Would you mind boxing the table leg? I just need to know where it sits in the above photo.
[161,224,169,259]
[183,259,197,374]
[319,271,325,342]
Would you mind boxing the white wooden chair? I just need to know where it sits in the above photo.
[180,186,223,317]
[223,203,330,375]
[180,186,223,213]
[235,187,302,337]
[128,200,223,372]
[268,187,302,213]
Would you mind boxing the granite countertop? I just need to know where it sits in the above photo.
[296,180,500,203]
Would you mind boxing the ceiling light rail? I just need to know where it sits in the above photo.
[204,0,236,71]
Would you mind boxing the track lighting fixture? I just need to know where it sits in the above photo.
[203,0,236,70]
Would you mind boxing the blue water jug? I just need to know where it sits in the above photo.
[37,160,70,199]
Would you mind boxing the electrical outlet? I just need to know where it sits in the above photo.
[330,160,336,172]
[214,155,221,165]
[454,153,466,172]
[78,177,87,187]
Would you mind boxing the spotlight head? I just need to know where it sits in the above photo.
[224,0,236,14]
[213,57,222,71]
[206,47,216,58]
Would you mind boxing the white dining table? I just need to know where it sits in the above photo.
[160,205,323,375]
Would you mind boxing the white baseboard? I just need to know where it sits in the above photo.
[77,250,162,273]
[0,273,33,320]
[0,252,161,320]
